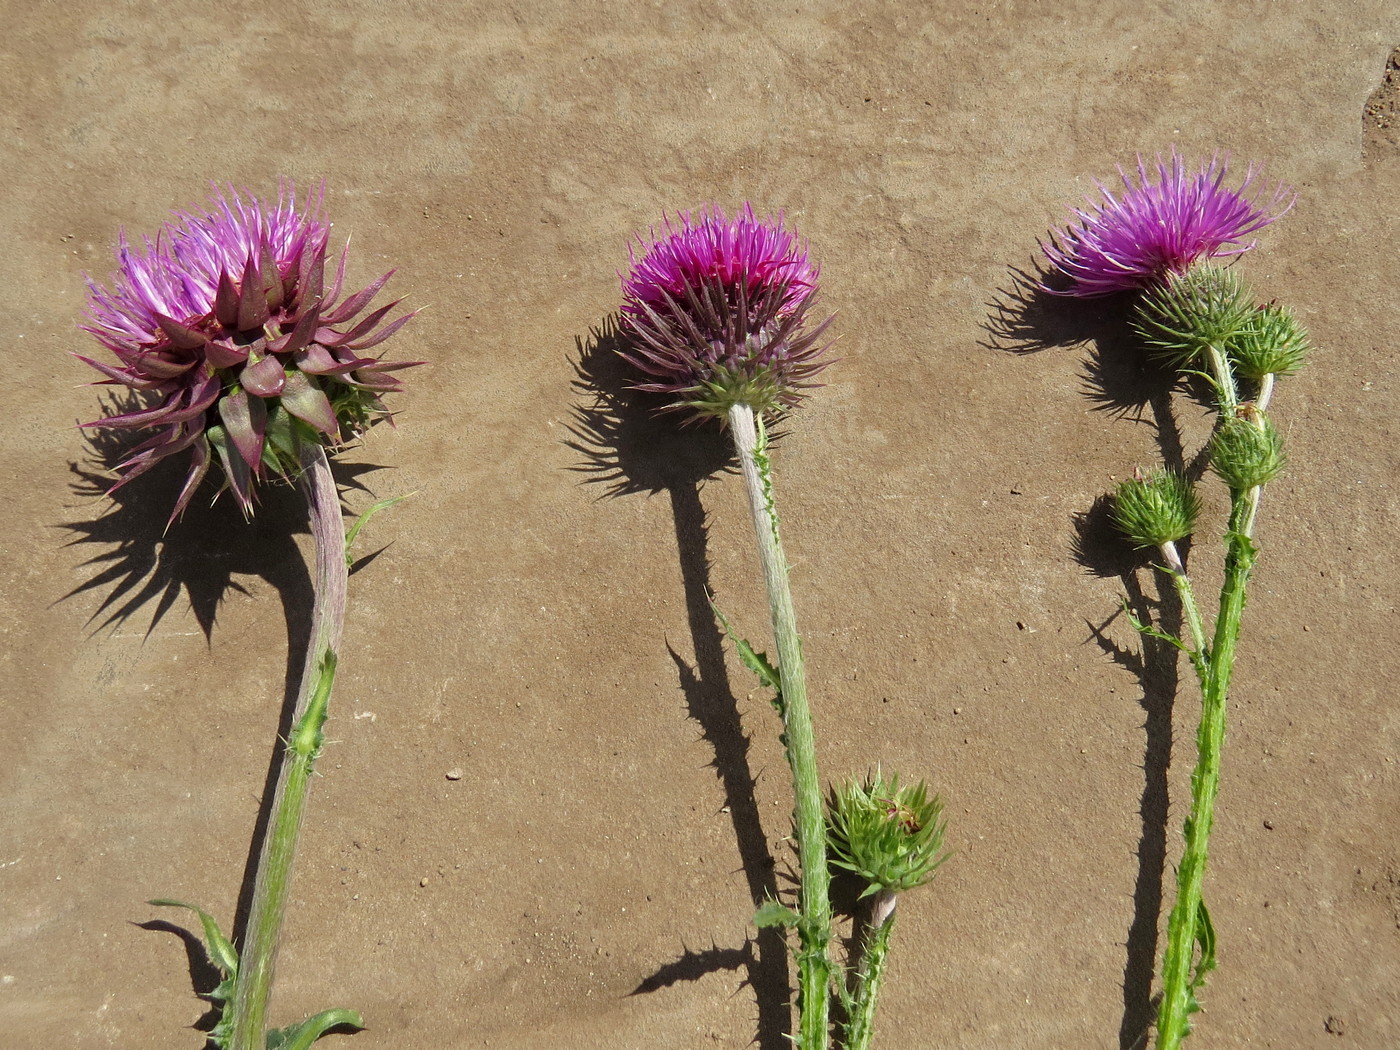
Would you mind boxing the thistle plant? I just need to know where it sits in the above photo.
[827,773,947,1050]
[79,183,416,1050]
[1044,150,1303,1049]
[619,204,946,1049]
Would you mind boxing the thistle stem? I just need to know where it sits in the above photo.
[1157,541,1209,667]
[1154,488,1258,1050]
[728,403,832,1050]
[228,444,349,1050]
[844,890,897,1050]
[1206,344,1239,413]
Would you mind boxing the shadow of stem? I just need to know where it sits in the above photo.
[62,405,390,1033]
[567,318,792,1049]
[990,263,1205,1050]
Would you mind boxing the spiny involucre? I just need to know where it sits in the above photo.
[80,183,419,522]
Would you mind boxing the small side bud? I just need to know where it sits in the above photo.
[828,770,948,897]
[1132,265,1254,368]
[1111,469,1202,549]
[1227,301,1310,381]
[1210,412,1286,489]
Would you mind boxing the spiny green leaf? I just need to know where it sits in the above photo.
[344,493,415,567]
[753,415,781,546]
[1121,599,1191,654]
[710,603,782,694]
[290,651,338,759]
[1225,530,1259,561]
[1190,898,1218,994]
[265,1008,364,1050]
[753,899,801,930]
[147,899,238,977]
[147,898,238,1043]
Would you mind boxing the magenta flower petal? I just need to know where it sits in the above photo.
[79,182,417,519]
[1041,149,1293,297]
[619,203,835,420]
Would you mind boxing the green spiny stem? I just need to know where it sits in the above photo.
[228,443,349,1050]
[1205,344,1239,413]
[1239,382,1274,538]
[844,890,897,1050]
[728,403,832,1050]
[1154,489,1258,1050]
[1158,540,1210,679]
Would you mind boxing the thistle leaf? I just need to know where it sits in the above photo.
[1189,898,1218,997]
[147,898,239,978]
[1121,599,1190,654]
[753,899,801,929]
[148,897,239,1045]
[710,603,784,716]
[344,493,415,567]
[265,1008,364,1050]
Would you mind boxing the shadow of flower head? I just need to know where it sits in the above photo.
[988,262,1191,443]
[983,263,1138,353]
[59,396,384,640]
[1076,340,1184,420]
[1072,492,1147,581]
[566,314,735,498]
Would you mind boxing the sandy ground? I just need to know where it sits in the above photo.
[4,1,1400,1048]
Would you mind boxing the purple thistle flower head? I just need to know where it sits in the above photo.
[619,203,835,421]
[80,183,419,523]
[1041,149,1294,297]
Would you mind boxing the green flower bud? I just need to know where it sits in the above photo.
[1226,301,1310,381]
[1210,413,1286,489]
[1111,469,1202,549]
[828,771,948,897]
[1132,264,1254,368]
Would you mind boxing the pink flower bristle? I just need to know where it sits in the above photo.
[1042,148,1294,298]
[618,203,834,420]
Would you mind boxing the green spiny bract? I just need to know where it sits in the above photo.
[1210,412,1286,490]
[1111,469,1202,549]
[1132,264,1255,369]
[828,771,948,897]
[1228,301,1310,381]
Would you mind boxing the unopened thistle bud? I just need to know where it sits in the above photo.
[1132,264,1255,369]
[1111,469,1202,549]
[1228,301,1310,381]
[1210,412,1286,489]
[828,771,948,897]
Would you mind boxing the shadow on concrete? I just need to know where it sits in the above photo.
[567,317,793,1050]
[64,407,393,1044]
[987,263,1205,1050]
